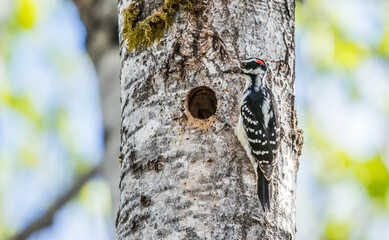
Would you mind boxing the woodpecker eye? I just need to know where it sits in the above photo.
[241,62,247,68]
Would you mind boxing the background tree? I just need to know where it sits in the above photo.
[71,0,122,221]
[116,0,302,239]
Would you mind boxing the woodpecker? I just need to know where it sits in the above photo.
[224,58,279,211]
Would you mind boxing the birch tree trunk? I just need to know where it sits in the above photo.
[117,0,303,239]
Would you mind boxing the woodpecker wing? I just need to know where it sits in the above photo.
[267,90,280,161]
[241,88,278,180]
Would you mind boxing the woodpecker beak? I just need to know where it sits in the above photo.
[223,66,243,74]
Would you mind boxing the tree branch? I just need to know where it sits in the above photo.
[9,164,101,240]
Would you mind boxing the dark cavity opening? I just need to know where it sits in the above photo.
[186,86,217,119]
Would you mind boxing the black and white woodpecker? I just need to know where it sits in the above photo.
[224,58,280,211]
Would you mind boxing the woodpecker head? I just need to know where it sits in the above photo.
[224,58,267,76]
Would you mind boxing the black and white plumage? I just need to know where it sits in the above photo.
[225,58,280,211]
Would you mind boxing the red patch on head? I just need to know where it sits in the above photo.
[256,60,265,65]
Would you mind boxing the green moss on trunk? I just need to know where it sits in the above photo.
[122,0,194,51]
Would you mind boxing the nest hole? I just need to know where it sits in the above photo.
[186,86,217,119]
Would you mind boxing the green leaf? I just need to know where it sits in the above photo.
[17,0,36,29]
[377,24,389,59]
[350,155,389,202]
[323,220,351,240]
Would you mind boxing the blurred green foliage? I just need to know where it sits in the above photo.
[79,179,111,216]
[17,0,36,29]
[351,156,389,203]
[296,0,371,71]
[377,25,389,59]
[0,0,109,239]
[297,0,389,239]
[1,93,44,129]
[0,0,35,61]
[0,1,37,237]
[324,220,352,240]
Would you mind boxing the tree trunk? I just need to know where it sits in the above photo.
[117,0,302,239]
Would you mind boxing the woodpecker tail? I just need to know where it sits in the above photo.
[257,167,271,211]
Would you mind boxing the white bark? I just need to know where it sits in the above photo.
[117,0,302,239]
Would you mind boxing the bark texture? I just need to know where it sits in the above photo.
[117,0,302,239]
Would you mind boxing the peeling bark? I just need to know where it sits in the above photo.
[117,0,302,239]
